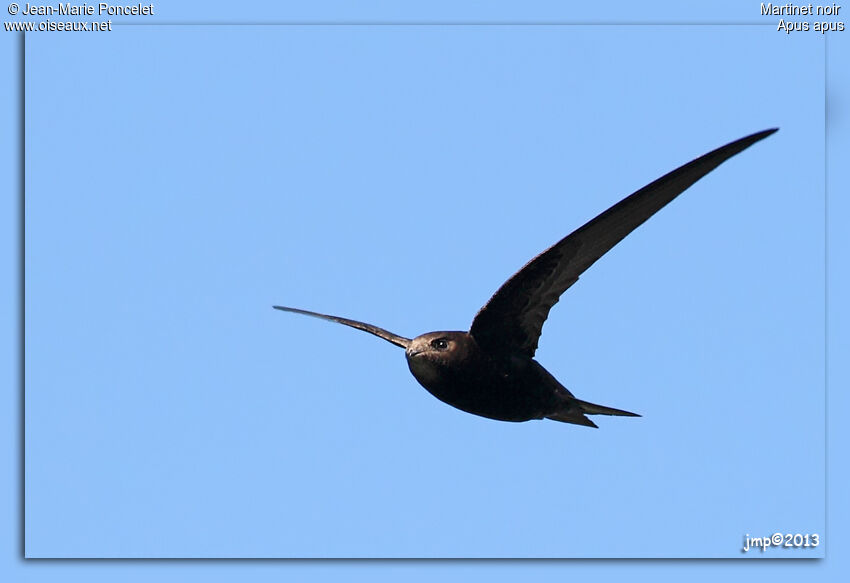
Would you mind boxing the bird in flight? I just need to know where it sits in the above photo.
[275,128,777,427]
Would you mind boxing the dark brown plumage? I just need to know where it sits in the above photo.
[275,129,777,427]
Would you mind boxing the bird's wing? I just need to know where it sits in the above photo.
[469,128,778,358]
[273,306,411,349]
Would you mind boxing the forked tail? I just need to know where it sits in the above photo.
[546,398,640,428]
[575,398,640,418]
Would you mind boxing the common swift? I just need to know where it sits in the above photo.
[275,128,777,427]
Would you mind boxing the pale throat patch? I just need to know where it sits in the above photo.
[406,355,442,385]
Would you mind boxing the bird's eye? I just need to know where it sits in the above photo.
[431,338,449,350]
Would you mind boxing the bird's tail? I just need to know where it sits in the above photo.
[546,399,640,428]
[575,398,640,418]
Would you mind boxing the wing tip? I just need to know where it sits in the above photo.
[273,305,308,315]
[751,127,779,141]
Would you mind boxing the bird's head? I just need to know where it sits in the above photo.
[405,331,473,384]
[406,331,470,358]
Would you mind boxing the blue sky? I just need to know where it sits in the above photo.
[3,0,849,580]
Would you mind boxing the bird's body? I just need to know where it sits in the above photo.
[405,331,557,423]
[404,332,627,426]
[275,129,777,428]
